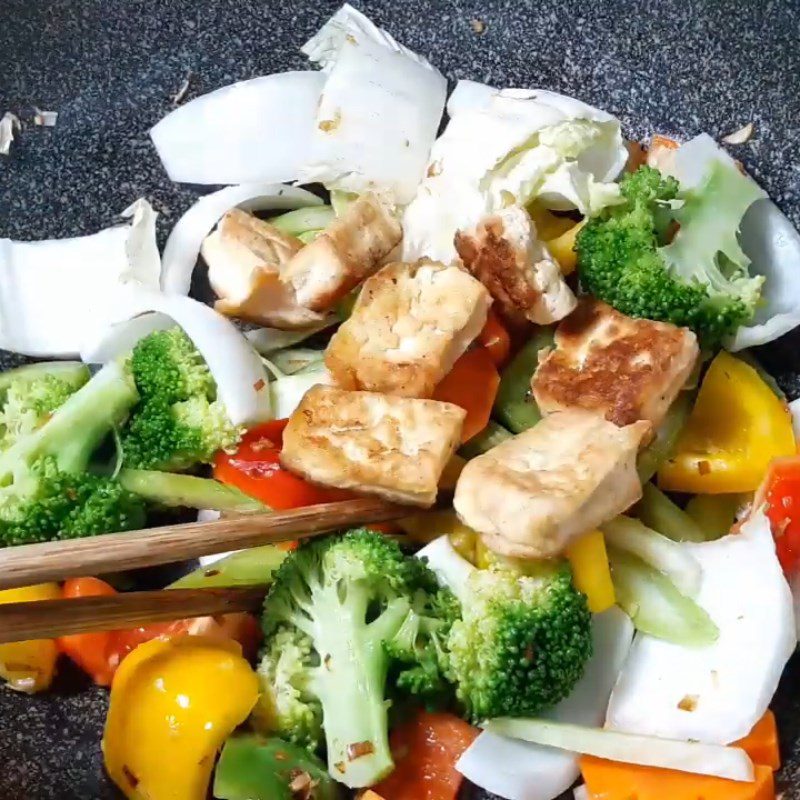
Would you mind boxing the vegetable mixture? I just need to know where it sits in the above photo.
[1,4,800,800]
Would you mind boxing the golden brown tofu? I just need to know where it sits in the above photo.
[280,193,402,312]
[533,299,699,429]
[280,385,465,507]
[325,260,491,398]
[454,206,576,327]
[453,410,650,559]
[202,210,327,329]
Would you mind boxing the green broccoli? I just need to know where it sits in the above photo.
[0,362,147,546]
[419,535,593,723]
[384,556,460,706]
[0,362,90,450]
[256,529,451,789]
[121,327,242,471]
[577,163,765,344]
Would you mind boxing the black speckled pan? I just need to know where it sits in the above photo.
[1,1,799,797]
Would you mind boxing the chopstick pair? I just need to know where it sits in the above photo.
[0,497,412,643]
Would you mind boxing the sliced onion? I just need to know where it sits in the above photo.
[160,183,322,295]
[573,786,590,800]
[0,199,160,357]
[415,534,474,603]
[457,608,634,800]
[602,516,702,598]
[80,285,271,426]
[269,348,325,375]
[297,5,447,204]
[150,71,325,185]
[484,719,755,783]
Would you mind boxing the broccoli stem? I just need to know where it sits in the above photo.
[311,589,410,788]
[0,362,138,478]
[118,469,266,513]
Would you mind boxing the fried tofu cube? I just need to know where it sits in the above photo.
[533,299,699,429]
[454,410,650,559]
[202,210,327,329]
[280,193,402,312]
[325,260,491,398]
[280,385,466,507]
[454,206,577,327]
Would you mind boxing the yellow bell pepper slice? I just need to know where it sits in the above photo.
[0,583,61,693]
[658,352,796,494]
[398,510,477,563]
[103,635,259,800]
[565,530,616,613]
[545,219,586,276]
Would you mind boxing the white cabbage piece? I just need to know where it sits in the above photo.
[160,183,322,295]
[663,133,800,350]
[150,71,325,185]
[456,607,634,800]
[606,508,796,744]
[0,199,160,357]
[297,4,447,205]
[80,286,271,426]
[403,86,627,263]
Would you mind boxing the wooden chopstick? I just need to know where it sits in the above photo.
[0,587,268,644]
[0,497,408,591]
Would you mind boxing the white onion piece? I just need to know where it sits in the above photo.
[150,71,325,185]
[573,787,590,800]
[664,133,800,350]
[415,534,474,603]
[484,719,754,783]
[80,286,271,426]
[161,183,322,295]
[602,516,702,598]
[606,509,796,745]
[0,199,160,357]
[245,317,337,355]
[457,608,634,800]
[297,5,447,204]
[790,398,800,441]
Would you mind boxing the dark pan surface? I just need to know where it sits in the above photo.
[1,0,799,797]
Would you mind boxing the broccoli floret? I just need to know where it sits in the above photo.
[121,328,241,471]
[0,362,90,450]
[384,556,461,707]
[256,529,433,789]
[0,362,147,546]
[577,163,765,344]
[419,536,592,723]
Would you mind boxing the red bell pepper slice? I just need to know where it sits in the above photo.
[214,419,353,510]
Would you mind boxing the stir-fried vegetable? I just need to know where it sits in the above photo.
[564,530,615,613]
[432,348,500,443]
[214,420,353,510]
[603,516,702,597]
[0,583,61,693]
[606,545,717,646]
[493,329,554,433]
[372,712,479,800]
[255,530,456,788]
[103,636,259,800]
[577,163,765,344]
[637,483,707,543]
[659,351,796,493]
[487,718,755,782]
[214,735,341,800]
